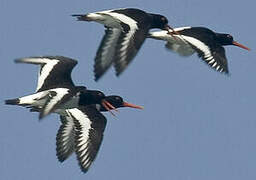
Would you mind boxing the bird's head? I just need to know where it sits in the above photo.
[216,33,250,50]
[101,95,143,112]
[79,90,106,106]
[150,14,169,30]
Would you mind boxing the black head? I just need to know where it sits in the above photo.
[103,96,124,109]
[101,95,143,111]
[149,14,169,30]
[215,33,250,50]
[215,33,234,45]
[79,90,106,106]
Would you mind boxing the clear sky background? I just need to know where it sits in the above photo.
[1,0,255,179]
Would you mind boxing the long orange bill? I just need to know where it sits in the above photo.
[105,100,118,112]
[123,102,144,109]
[232,41,250,51]
[101,100,116,116]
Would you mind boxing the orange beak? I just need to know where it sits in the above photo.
[101,99,118,116]
[123,102,144,109]
[232,41,250,51]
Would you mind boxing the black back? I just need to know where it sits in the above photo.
[78,90,106,106]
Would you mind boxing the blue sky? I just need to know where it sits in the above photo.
[1,0,255,179]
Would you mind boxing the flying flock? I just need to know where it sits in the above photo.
[5,8,250,173]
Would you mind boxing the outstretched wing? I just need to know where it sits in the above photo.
[113,28,147,76]
[15,56,77,92]
[94,28,121,81]
[66,106,107,173]
[182,36,229,73]
[56,115,75,162]
[177,27,229,74]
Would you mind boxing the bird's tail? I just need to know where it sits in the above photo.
[72,14,92,21]
[5,91,48,108]
[5,98,20,105]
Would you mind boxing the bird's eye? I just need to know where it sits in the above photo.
[227,34,232,38]
[161,17,166,22]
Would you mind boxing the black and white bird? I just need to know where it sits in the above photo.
[72,8,176,80]
[56,95,143,173]
[5,56,143,173]
[148,26,250,74]
[5,56,115,119]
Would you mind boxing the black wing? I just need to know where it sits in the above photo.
[188,40,229,74]
[114,28,147,76]
[15,56,77,92]
[178,27,229,74]
[94,28,121,81]
[67,106,107,173]
[56,115,75,162]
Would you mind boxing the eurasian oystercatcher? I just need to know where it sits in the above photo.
[5,56,115,119]
[56,95,143,173]
[72,8,176,80]
[148,26,250,74]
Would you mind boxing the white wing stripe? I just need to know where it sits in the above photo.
[106,12,138,30]
[78,141,88,150]
[62,119,74,142]
[99,28,121,67]
[212,62,217,68]
[16,57,59,92]
[82,152,89,163]
[181,35,213,59]
[216,66,220,71]
[43,88,70,116]
[119,29,136,63]
[16,57,54,64]
[105,12,138,64]
[209,59,215,64]
[68,108,92,149]
[80,146,87,157]
[37,59,59,91]
[205,57,212,61]
[67,108,93,170]
[172,26,191,32]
